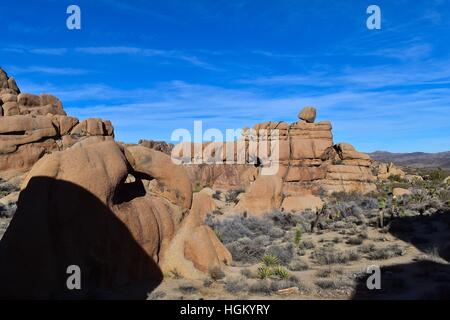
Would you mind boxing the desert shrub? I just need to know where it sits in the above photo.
[209,266,225,280]
[330,191,363,203]
[203,278,213,287]
[315,277,354,290]
[333,267,344,275]
[262,254,279,267]
[265,243,293,265]
[0,202,17,218]
[192,183,203,193]
[386,244,406,256]
[257,265,273,279]
[269,227,285,239]
[240,268,255,278]
[438,189,450,204]
[315,279,337,290]
[332,237,342,243]
[366,244,405,260]
[312,246,360,265]
[359,230,369,239]
[299,239,315,250]
[168,269,183,279]
[388,174,405,183]
[346,236,363,246]
[207,214,310,264]
[367,248,390,260]
[178,283,198,294]
[269,211,313,232]
[325,193,380,230]
[360,197,379,210]
[272,266,290,280]
[225,188,245,203]
[358,243,376,254]
[147,291,166,300]
[244,216,276,235]
[205,216,251,244]
[224,277,248,294]
[212,191,222,200]
[288,259,309,271]
[0,180,19,195]
[316,269,332,278]
[294,228,302,246]
[270,279,299,292]
[429,169,445,183]
[249,280,272,295]
[226,237,265,264]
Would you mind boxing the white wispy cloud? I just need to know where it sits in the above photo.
[75,46,218,70]
[2,45,218,70]
[237,57,450,89]
[75,46,143,55]
[29,48,68,55]
[8,66,89,76]
[1,46,68,56]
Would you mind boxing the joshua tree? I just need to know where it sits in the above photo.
[311,203,328,232]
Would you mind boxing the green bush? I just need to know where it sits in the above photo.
[262,254,279,267]
[257,265,273,279]
[273,266,290,280]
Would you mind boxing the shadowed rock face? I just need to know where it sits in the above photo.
[0,140,231,298]
[0,176,163,299]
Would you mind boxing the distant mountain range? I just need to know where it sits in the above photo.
[368,151,450,170]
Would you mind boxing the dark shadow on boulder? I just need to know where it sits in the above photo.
[352,208,450,300]
[113,176,147,205]
[0,176,163,300]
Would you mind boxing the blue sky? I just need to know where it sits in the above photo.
[1,0,449,152]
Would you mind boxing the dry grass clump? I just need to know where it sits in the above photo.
[312,246,360,265]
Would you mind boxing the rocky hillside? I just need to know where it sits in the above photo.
[369,151,450,170]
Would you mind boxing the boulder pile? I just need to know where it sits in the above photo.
[0,67,113,174]
[174,107,377,216]
[0,139,230,298]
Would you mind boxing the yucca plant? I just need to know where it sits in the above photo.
[273,266,290,280]
[257,265,273,279]
[294,228,302,246]
[261,254,279,267]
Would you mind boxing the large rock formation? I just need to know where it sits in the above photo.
[373,161,406,180]
[0,67,114,175]
[0,140,230,298]
[171,107,377,216]
[0,67,230,298]
[234,175,283,216]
